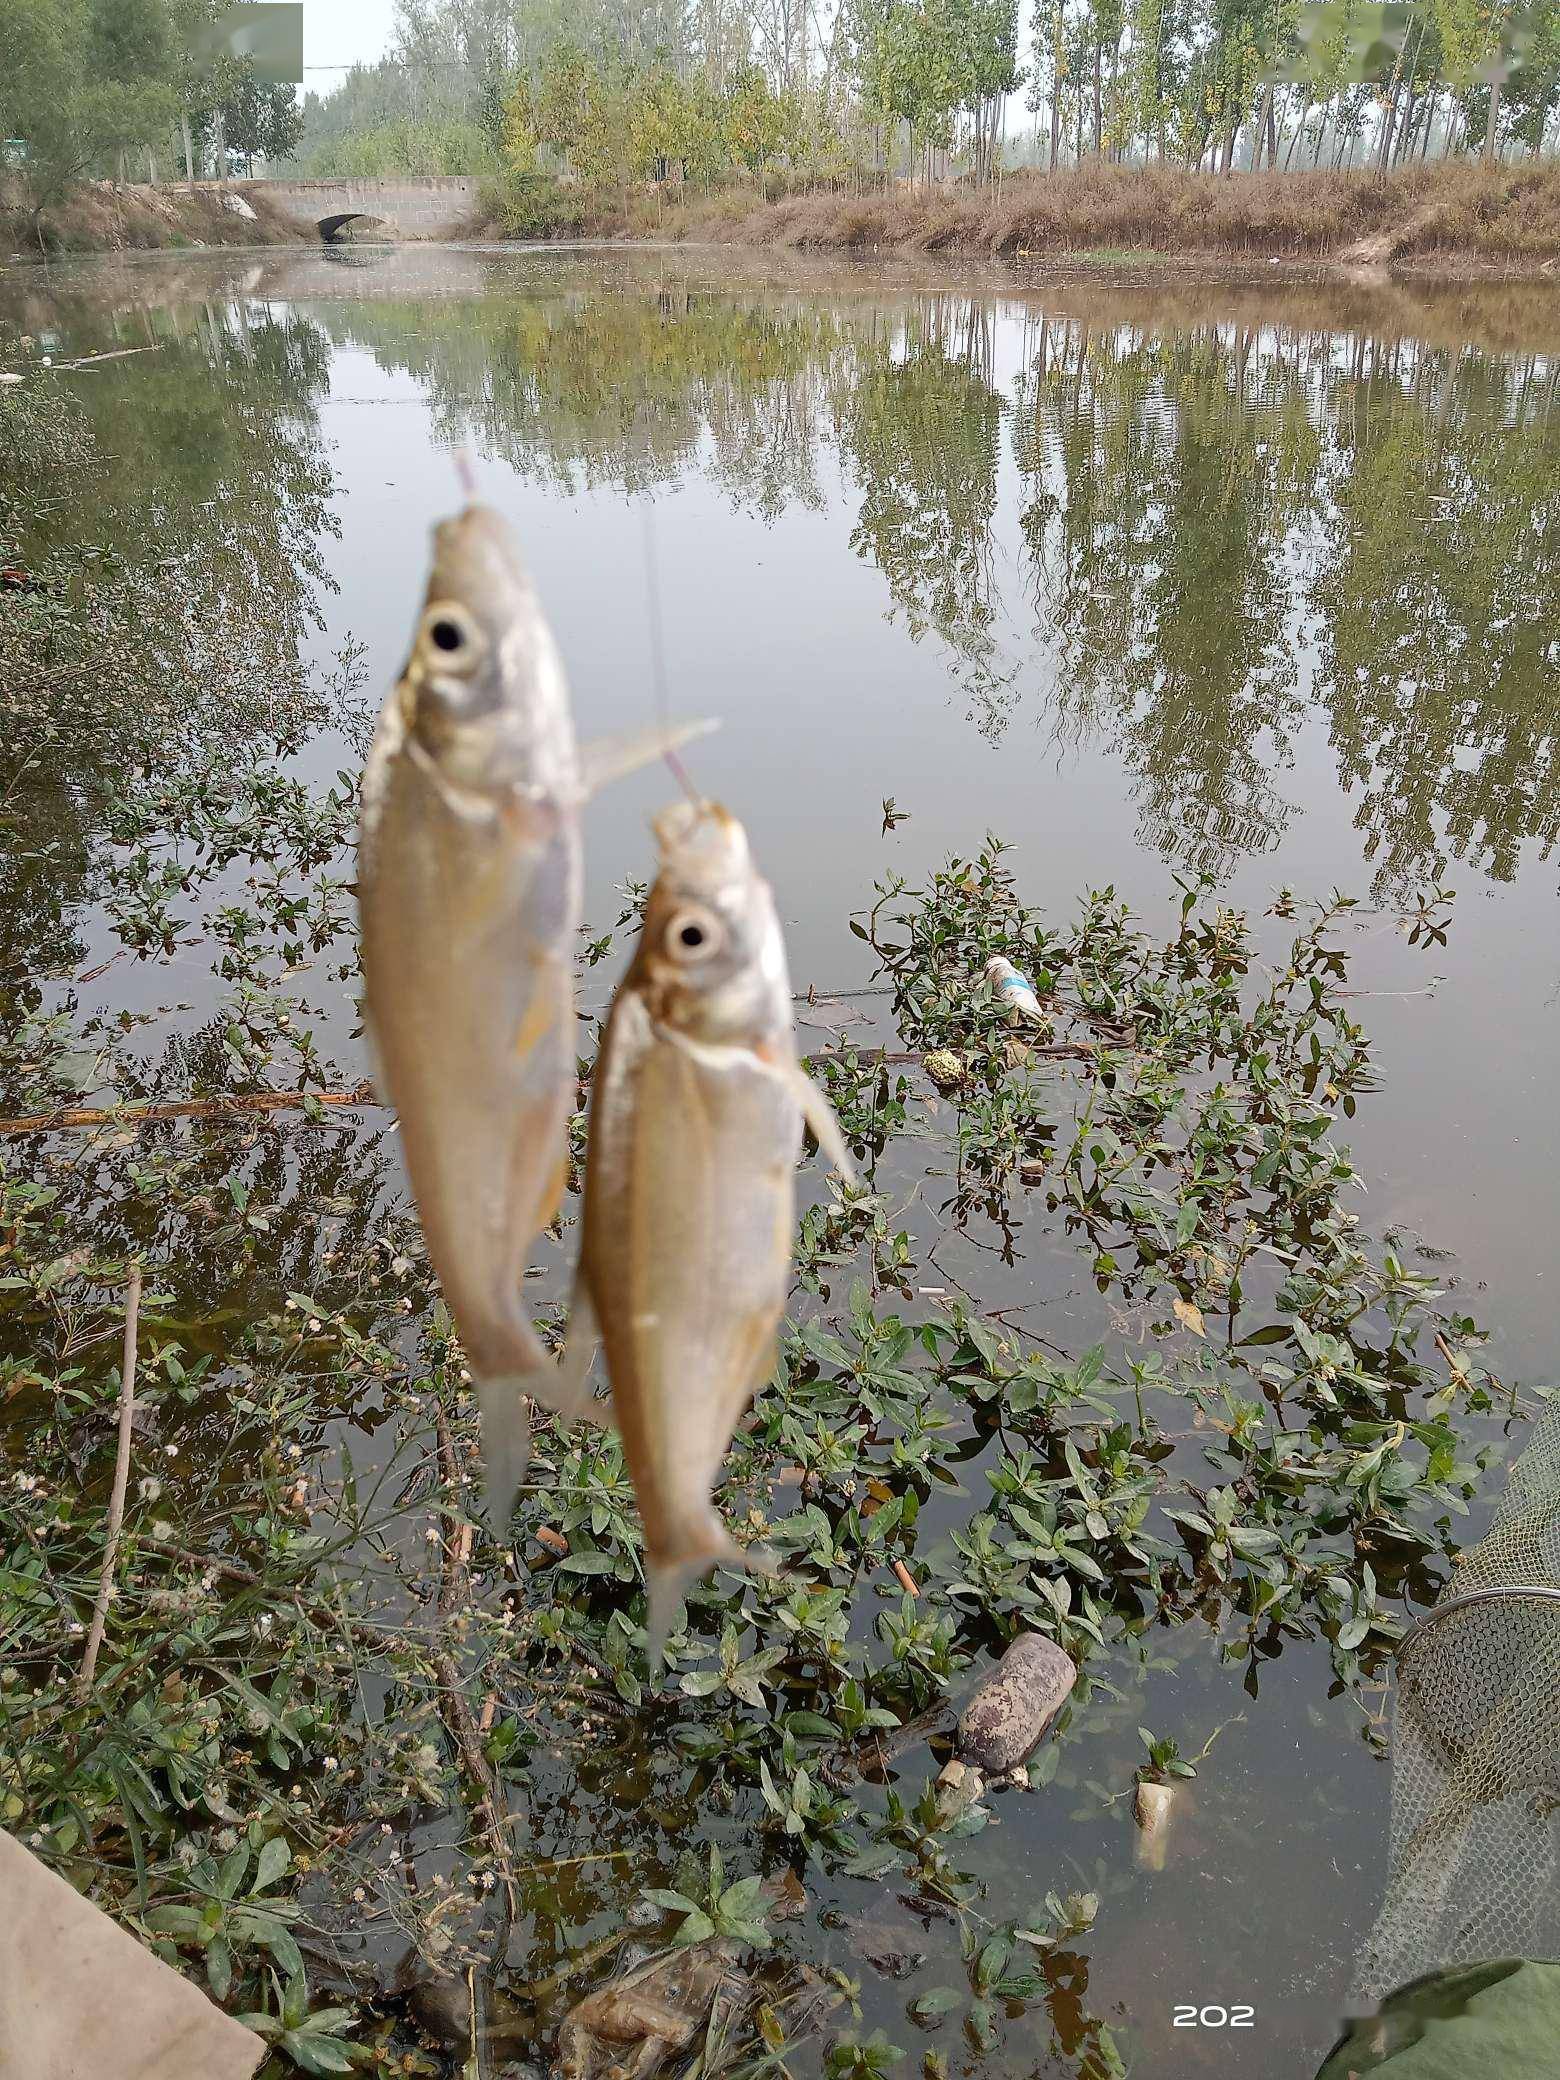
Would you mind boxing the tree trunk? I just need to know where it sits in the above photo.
[1266,91,1278,167]
[1092,41,1102,155]
[215,109,227,186]
[1249,85,1266,170]
[1483,73,1502,160]
[1048,26,1061,172]
[1389,82,1414,167]
[1284,95,1308,168]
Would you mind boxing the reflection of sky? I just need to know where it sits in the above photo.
[293,263,1560,1385]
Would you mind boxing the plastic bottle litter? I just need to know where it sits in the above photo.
[1133,1778,1177,1870]
[984,955,1046,1025]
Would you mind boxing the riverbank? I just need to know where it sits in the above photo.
[479,159,1560,277]
[1,178,306,259]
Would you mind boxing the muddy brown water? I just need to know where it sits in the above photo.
[2,243,1557,2078]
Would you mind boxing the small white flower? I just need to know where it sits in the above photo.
[323,1757,339,1771]
[307,1318,322,1334]
[164,1444,178,1459]
[352,1886,366,1903]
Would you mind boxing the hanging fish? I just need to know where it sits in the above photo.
[358,504,709,1520]
[564,799,854,1650]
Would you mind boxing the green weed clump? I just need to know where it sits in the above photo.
[0,725,1514,2074]
[476,168,591,241]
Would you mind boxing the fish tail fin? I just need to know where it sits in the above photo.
[476,1294,615,1525]
[645,1527,778,1665]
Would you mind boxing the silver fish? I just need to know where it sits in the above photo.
[567,799,854,1649]
[358,504,708,1519]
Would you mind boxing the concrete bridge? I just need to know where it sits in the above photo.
[244,175,482,240]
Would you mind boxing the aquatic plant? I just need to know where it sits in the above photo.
[0,738,1518,2076]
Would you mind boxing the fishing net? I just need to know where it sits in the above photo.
[1355,1402,1560,2003]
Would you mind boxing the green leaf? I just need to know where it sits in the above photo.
[206,1937,233,2001]
[253,1835,290,1894]
[910,1988,962,2024]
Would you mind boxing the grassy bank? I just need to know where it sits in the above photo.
[480,160,1560,275]
[1,180,306,260]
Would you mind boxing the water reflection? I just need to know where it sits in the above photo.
[296,263,1557,894]
[0,297,339,983]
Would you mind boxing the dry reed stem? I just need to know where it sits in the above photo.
[76,1262,142,1698]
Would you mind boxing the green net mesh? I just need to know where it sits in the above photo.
[1356,1402,1560,2002]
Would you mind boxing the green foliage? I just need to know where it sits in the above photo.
[642,1844,778,1948]
[216,56,304,173]
[305,116,498,177]
[0,0,172,205]
[498,48,840,194]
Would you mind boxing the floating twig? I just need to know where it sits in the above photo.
[0,1082,382,1137]
[432,1397,520,1912]
[76,1263,141,1698]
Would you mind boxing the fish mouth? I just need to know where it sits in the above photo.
[425,503,530,630]
[652,799,749,877]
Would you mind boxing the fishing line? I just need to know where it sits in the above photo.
[640,496,702,807]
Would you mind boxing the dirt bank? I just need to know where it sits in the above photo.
[477,160,1560,279]
[1,179,307,259]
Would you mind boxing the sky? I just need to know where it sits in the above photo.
[304,0,401,93]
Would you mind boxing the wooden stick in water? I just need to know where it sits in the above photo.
[77,1263,142,1698]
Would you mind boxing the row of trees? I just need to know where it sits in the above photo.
[304,271,1555,888]
[284,0,1557,185]
[1026,0,1559,175]
[0,0,303,208]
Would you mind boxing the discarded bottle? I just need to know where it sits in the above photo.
[984,955,1045,1026]
[1133,1778,1177,1870]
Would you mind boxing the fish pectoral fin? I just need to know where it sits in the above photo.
[542,1287,614,1433]
[765,1056,857,1185]
[577,718,719,799]
[476,1376,534,1527]
[358,1000,386,1102]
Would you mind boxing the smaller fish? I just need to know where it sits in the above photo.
[566,800,854,1651]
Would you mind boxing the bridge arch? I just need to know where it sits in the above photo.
[318,211,390,242]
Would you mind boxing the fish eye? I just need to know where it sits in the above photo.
[419,603,480,669]
[665,906,723,963]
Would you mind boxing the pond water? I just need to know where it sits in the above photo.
[2,244,1557,2080]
